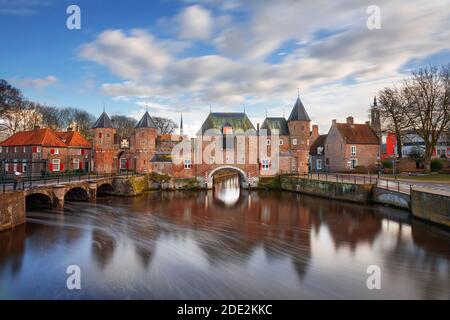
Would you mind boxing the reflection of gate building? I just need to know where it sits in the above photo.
[91,95,312,181]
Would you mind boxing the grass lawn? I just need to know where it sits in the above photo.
[396,173,450,182]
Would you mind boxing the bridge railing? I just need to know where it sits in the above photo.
[1,170,137,193]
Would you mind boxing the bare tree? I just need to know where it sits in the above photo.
[402,65,450,171]
[153,116,178,134]
[111,115,137,138]
[377,87,411,158]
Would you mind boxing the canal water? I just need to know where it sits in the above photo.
[0,175,449,299]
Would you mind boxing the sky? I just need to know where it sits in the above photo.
[1,0,450,136]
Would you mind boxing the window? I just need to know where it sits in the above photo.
[262,159,270,171]
[316,159,322,170]
[23,146,26,153]
[13,161,17,172]
[22,160,27,173]
[351,145,356,156]
[77,149,82,155]
[52,159,61,172]
[0,147,2,153]
[350,158,358,169]
[293,138,297,145]
[279,139,283,145]
[5,163,9,172]
[14,147,17,153]
[37,146,41,153]
[73,158,80,170]
[223,126,233,134]
[184,159,192,169]
[267,139,271,145]
[120,158,128,170]
[317,147,323,155]
[99,133,102,138]
[51,148,59,155]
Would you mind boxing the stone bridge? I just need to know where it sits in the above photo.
[23,177,115,210]
[0,175,146,232]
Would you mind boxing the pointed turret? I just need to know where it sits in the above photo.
[92,111,114,129]
[288,95,310,122]
[135,111,157,129]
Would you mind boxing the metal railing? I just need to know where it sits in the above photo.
[1,170,137,193]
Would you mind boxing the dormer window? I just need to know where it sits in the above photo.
[223,126,233,134]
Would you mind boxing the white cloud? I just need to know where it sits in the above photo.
[176,5,213,40]
[79,0,450,135]
[12,75,58,89]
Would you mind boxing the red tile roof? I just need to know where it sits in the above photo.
[0,128,92,148]
[336,123,379,145]
[0,128,67,147]
[56,131,92,148]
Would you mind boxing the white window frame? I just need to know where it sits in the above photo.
[36,146,42,153]
[13,160,18,172]
[292,138,297,145]
[262,159,270,171]
[351,145,356,156]
[54,148,59,155]
[316,159,322,170]
[5,163,9,172]
[23,146,26,153]
[22,160,27,172]
[52,159,61,172]
[14,147,17,153]
[184,159,192,169]
[77,149,82,155]
[73,158,80,170]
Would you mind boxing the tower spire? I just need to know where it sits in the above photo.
[373,96,377,107]
[298,88,300,98]
[180,113,184,135]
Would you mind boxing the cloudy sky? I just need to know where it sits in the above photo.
[1,0,450,135]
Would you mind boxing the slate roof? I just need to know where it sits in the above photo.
[197,112,256,135]
[92,112,114,129]
[260,117,290,135]
[1,128,71,147]
[136,111,157,129]
[336,123,380,144]
[288,96,311,122]
[56,131,92,148]
[309,134,328,155]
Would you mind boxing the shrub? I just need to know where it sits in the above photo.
[382,160,393,169]
[430,160,443,172]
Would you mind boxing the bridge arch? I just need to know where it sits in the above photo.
[208,166,248,189]
[25,193,53,211]
[97,183,115,196]
[64,187,90,202]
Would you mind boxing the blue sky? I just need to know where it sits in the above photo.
[1,0,450,136]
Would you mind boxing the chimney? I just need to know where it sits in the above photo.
[332,119,337,125]
[67,127,73,132]
[310,124,319,145]
[34,125,41,130]
[346,116,354,125]
[365,121,370,125]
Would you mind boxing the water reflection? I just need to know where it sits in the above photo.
[213,173,240,206]
[0,181,449,299]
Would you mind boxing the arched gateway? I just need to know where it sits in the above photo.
[207,166,254,190]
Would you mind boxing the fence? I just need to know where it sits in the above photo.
[1,170,137,193]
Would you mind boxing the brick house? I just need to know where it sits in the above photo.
[309,134,327,172]
[324,117,380,172]
[0,127,92,177]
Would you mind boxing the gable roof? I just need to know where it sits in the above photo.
[0,128,67,147]
[335,123,379,144]
[288,96,310,122]
[56,131,92,148]
[309,134,328,155]
[261,117,289,135]
[136,111,157,129]
[198,112,256,135]
[92,112,114,129]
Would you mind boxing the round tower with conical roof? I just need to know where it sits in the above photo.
[287,94,311,174]
[92,111,117,173]
[134,110,157,173]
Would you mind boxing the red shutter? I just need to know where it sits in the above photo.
[60,163,64,171]
[81,149,85,155]
[49,163,53,172]
[126,159,129,170]
[32,146,37,153]
[50,149,55,155]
